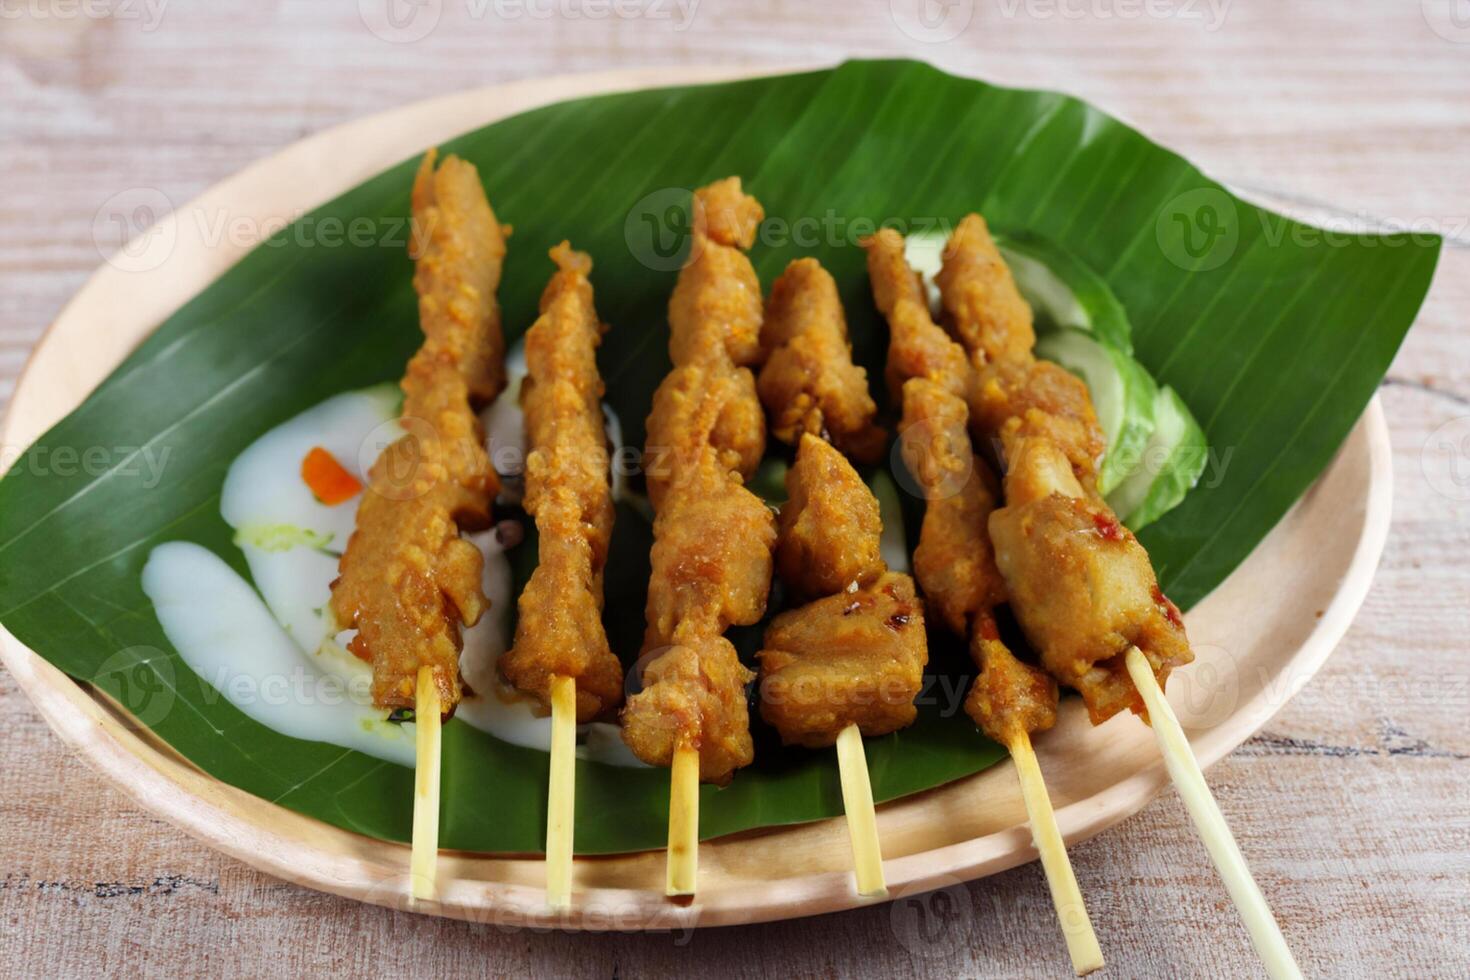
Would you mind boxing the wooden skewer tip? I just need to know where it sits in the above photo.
[1008,730,1104,976]
[666,742,700,897]
[409,665,443,905]
[1124,647,1302,980]
[835,723,888,899]
[545,674,577,911]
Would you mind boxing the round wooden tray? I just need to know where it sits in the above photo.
[0,67,1393,930]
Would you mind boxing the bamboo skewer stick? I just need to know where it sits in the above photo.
[410,665,443,904]
[545,674,577,910]
[666,741,700,896]
[1007,731,1104,976]
[835,723,888,898]
[1124,647,1302,980]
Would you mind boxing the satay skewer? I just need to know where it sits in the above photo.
[755,258,903,899]
[755,434,926,901]
[623,177,775,899]
[936,214,1299,977]
[973,608,1103,975]
[330,150,508,907]
[866,231,1102,969]
[993,433,1293,976]
[500,244,626,910]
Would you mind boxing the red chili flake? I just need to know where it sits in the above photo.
[1153,585,1184,630]
[885,612,911,631]
[1092,511,1125,541]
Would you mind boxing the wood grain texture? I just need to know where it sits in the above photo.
[1,1,1467,977]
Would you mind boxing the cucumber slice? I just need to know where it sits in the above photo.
[1110,385,1209,531]
[996,231,1134,353]
[902,229,947,316]
[1034,328,1157,496]
[867,468,912,574]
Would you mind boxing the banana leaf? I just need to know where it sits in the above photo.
[0,60,1438,854]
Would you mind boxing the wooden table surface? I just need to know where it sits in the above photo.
[3,2,1467,976]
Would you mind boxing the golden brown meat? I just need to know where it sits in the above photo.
[936,215,1105,487]
[500,244,624,722]
[620,634,755,783]
[757,572,926,748]
[624,182,776,783]
[518,243,614,571]
[409,149,509,404]
[331,434,490,710]
[934,213,1035,365]
[757,258,886,463]
[861,229,971,402]
[916,212,1194,726]
[641,452,777,652]
[505,494,623,721]
[868,237,1058,744]
[645,178,768,504]
[989,435,1192,724]
[898,379,1006,637]
[625,451,774,783]
[331,151,505,712]
[965,616,1058,744]
[970,357,1105,489]
[644,362,764,508]
[774,434,885,601]
[757,434,928,749]
[667,178,765,368]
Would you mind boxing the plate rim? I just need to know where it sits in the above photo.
[0,65,1395,930]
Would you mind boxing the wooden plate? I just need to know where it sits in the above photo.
[0,67,1393,929]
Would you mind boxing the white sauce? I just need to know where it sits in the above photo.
[144,345,644,769]
[483,343,527,505]
[142,540,417,766]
